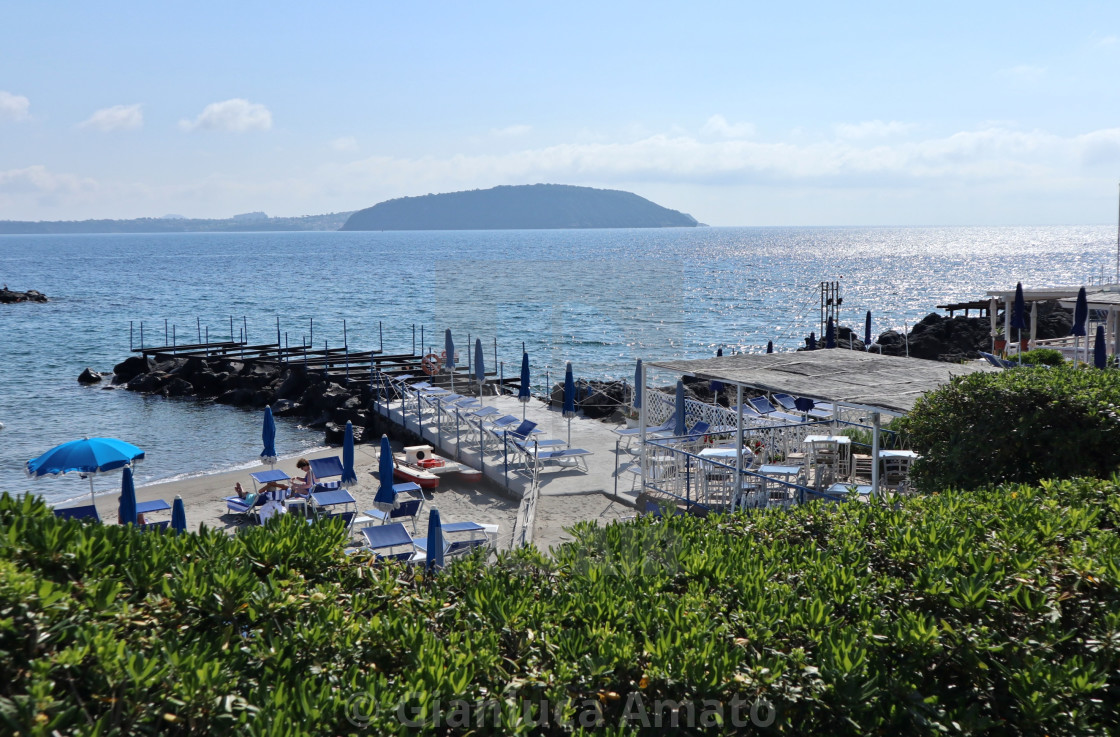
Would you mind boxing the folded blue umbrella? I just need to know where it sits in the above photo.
[425,508,445,573]
[825,317,836,349]
[864,311,872,348]
[372,434,398,511]
[1071,287,1088,337]
[474,338,485,395]
[171,496,187,533]
[119,466,138,526]
[808,332,817,350]
[674,380,686,436]
[261,405,277,465]
[562,362,576,418]
[519,352,531,419]
[632,358,643,411]
[341,421,357,486]
[766,340,773,354]
[1094,325,1107,369]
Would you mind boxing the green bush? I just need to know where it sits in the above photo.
[2,481,1120,735]
[895,364,1120,492]
[1017,348,1066,366]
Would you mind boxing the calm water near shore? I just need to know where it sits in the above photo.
[0,226,1112,504]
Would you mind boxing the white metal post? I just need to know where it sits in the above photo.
[736,384,744,508]
[871,412,881,498]
[638,362,647,494]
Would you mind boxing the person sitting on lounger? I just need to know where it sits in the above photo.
[289,458,315,497]
[234,480,288,499]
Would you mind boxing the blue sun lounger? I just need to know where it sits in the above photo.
[979,351,1015,368]
[53,504,101,522]
[359,522,418,561]
[309,456,345,492]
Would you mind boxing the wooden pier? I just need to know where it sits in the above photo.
[132,340,522,394]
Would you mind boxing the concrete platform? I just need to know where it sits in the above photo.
[372,391,640,547]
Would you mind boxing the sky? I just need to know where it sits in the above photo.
[1,1,1119,226]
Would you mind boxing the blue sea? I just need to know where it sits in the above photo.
[0,226,1112,504]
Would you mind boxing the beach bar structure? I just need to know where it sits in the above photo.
[636,350,993,505]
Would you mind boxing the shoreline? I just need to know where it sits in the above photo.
[59,430,630,555]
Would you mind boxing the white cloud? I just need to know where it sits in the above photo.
[700,114,754,139]
[330,136,358,152]
[321,124,1120,192]
[80,103,143,131]
[0,165,97,195]
[0,91,30,121]
[179,98,272,133]
[1091,34,1117,48]
[834,120,915,140]
[997,64,1046,81]
[491,124,532,137]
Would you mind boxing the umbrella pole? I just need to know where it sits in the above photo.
[568,417,572,446]
[89,475,96,507]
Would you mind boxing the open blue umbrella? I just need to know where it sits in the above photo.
[445,328,455,391]
[518,352,531,419]
[808,332,817,350]
[474,338,485,397]
[119,466,138,526]
[425,508,445,573]
[28,436,145,506]
[563,362,576,445]
[674,380,686,436]
[825,317,836,349]
[632,358,643,412]
[1094,324,1107,369]
[766,340,773,354]
[341,421,357,487]
[171,495,187,533]
[373,434,398,511]
[261,405,277,466]
[864,311,872,348]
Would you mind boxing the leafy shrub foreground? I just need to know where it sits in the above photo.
[1,479,1119,736]
[896,364,1120,491]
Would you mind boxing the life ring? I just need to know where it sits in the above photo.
[421,353,440,376]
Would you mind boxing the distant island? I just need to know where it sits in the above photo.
[0,211,353,235]
[340,184,700,231]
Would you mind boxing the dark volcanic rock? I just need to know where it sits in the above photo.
[0,287,47,303]
[127,372,168,393]
[78,368,103,384]
[216,388,254,406]
[324,423,346,445]
[113,355,154,383]
[163,378,194,397]
[272,399,302,416]
[192,370,228,396]
[879,313,994,362]
[152,357,187,375]
[276,367,311,400]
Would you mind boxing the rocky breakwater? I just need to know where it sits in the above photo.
[872,300,1072,362]
[108,354,372,443]
[799,300,1074,362]
[0,287,47,303]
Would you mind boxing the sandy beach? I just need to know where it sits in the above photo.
[82,434,632,555]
